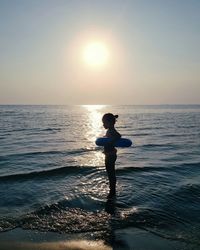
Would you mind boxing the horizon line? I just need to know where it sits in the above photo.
[0,103,200,106]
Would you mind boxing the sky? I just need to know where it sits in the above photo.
[0,0,199,105]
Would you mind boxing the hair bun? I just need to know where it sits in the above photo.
[114,115,118,118]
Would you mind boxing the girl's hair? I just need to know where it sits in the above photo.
[102,113,118,124]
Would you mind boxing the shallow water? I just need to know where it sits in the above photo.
[0,105,200,248]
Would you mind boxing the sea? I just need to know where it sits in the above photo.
[0,105,200,249]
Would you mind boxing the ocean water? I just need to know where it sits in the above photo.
[0,105,200,248]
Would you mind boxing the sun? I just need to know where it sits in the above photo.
[83,42,109,67]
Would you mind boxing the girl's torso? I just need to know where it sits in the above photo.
[104,128,120,155]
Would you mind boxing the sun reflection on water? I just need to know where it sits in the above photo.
[82,105,106,141]
[81,105,107,167]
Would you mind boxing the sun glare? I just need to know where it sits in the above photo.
[82,105,106,141]
[83,42,109,67]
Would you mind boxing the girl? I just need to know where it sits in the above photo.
[102,113,121,198]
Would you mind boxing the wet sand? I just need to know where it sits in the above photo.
[0,227,189,250]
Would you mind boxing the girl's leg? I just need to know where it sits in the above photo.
[105,154,117,196]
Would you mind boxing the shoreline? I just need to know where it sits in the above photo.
[0,228,111,250]
[0,227,190,250]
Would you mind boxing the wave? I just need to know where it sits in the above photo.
[137,143,180,150]
[117,166,165,173]
[136,126,165,131]
[117,161,200,174]
[179,162,200,168]
[161,133,188,138]
[0,165,94,181]
[0,148,96,161]
[1,160,199,182]
[128,133,151,136]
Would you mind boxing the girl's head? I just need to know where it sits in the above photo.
[102,113,118,129]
